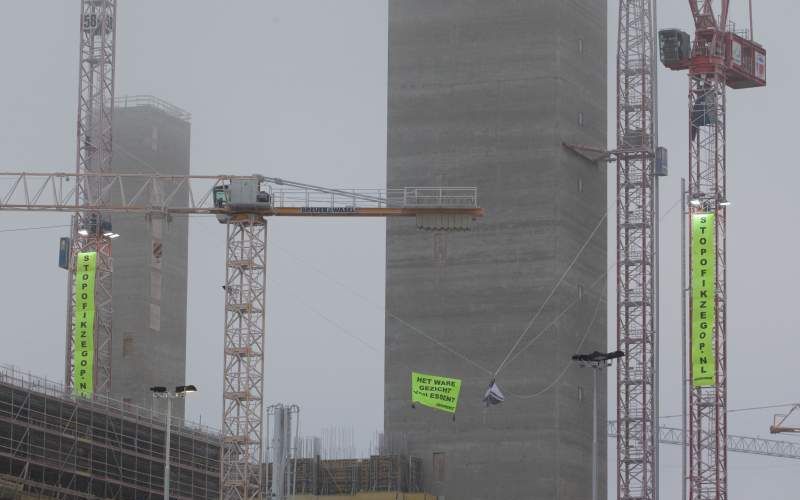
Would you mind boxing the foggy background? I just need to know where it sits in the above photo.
[0,1,797,498]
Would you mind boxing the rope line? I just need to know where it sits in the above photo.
[504,295,604,399]
[492,212,607,378]
[0,224,70,233]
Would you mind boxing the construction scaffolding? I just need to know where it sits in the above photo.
[262,430,422,497]
[0,365,220,499]
[265,455,423,496]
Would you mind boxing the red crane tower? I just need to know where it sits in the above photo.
[660,2,766,499]
[67,0,117,396]
[615,1,664,499]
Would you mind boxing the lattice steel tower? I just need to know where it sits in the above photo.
[616,1,659,499]
[222,217,267,500]
[688,10,729,498]
[686,3,732,498]
[659,2,766,498]
[65,0,118,395]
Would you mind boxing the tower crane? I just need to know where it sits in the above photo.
[659,2,766,499]
[70,0,117,397]
[51,3,481,498]
[0,170,483,500]
[564,4,665,497]
[615,1,663,499]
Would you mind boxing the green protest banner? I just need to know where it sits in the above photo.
[411,372,462,413]
[73,251,96,398]
[691,213,716,387]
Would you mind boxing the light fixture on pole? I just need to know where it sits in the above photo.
[572,350,625,500]
[101,220,119,239]
[151,384,198,500]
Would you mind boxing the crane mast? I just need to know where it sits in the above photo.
[660,1,765,498]
[222,217,267,499]
[67,0,117,396]
[616,1,659,499]
[687,12,729,499]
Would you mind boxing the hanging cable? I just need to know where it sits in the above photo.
[502,269,608,371]
[503,295,604,399]
[261,230,495,375]
[494,191,685,378]
[0,224,70,233]
[492,212,607,378]
[658,403,798,420]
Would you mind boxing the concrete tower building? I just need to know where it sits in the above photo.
[110,96,191,418]
[385,3,607,499]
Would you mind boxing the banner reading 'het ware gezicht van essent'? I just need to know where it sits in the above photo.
[411,372,462,413]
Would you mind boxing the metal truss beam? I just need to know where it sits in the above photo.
[0,172,480,216]
[609,422,800,460]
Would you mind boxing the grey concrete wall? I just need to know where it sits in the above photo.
[385,2,607,499]
[110,102,190,418]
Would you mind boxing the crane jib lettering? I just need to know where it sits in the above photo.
[72,252,96,398]
[300,206,357,214]
[691,213,716,387]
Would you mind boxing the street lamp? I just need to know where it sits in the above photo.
[100,220,119,239]
[75,217,120,239]
[572,350,625,500]
[150,384,198,500]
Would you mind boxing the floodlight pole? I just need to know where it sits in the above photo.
[573,351,625,500]
[152,385,197,500]
[164,397,172,500]
[592,363,599,500]
[571,353,614,500]
[681,177,688,500]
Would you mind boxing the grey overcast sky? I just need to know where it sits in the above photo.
[0,1,797,499]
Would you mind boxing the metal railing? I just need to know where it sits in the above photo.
[271,186,478,210]
[0,363,220,439]
[114,94,192,122]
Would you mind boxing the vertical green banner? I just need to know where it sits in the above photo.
[73,251,96,398]
[411,372,462,413]
[691,214,716,387]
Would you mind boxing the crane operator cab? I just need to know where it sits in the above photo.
[213,178,272,223]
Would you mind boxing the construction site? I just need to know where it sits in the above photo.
[0,1,794,499]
